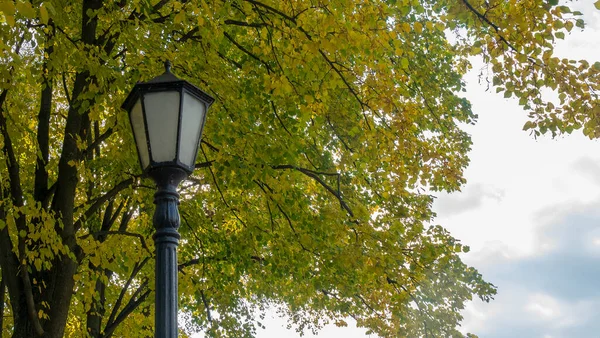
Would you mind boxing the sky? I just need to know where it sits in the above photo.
[251,2,600,338]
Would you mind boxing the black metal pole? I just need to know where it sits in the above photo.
[151,167,187,338]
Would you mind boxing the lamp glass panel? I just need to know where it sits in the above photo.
[178,92,206,167]
[130,99,150,170]
[143,91,180,164]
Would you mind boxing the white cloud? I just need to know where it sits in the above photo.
[435,183,504,217]
[525,293,560,320]
[456,198,600,338]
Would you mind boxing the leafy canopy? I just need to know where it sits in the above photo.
[0,0,597,337]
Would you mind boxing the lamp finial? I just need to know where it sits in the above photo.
[164,60,172,73]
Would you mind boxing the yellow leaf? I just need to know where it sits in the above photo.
[401,22,410,33]
[334,320,348,327]
[0,1,15,26]
[16,1,36,19]
[414,22,423,33]
[5,14,15,26]
[522,121,536,130]
[595,0,600,10]
[400,57,409,69]
[565,21,574,32]
[89,255,100,267]
[174,11,185,24]
[0,0,15,16]
[40,4,49,24]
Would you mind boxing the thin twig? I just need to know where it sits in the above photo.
[79,231,151,255]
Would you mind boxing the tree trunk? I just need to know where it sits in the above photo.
[86,277,107,337]
[1,276,5,337]
[10,292,35,338]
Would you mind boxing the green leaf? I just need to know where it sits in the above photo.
[174,11,185,24]
[16,1,36,19]
[523,121,537,130]
[40,3,49,24]
[565,21,574,32]
[595,1,600,10]
[400,57,409,69]
[0,0,15,16]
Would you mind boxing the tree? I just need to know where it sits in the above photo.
[0,0,596,337]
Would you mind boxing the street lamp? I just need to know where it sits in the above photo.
[122,61,214,338]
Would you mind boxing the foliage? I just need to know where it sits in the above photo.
[0,0,597,337]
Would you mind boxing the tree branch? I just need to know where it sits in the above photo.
[399,284,432,338]
[34,28,55,204]
[101,199,128,234]
[20,267,45,336]
[200,290,212,322]
[105,257,150,331]
[194,160,214,169]
[200,145,247,227]
[223,31,275,73]
[0,85,41,334]
[244,0,296,23]
[254,180,316,254]
[271,101,292,136]
[74,177,135,231]
[201,140,219,152]
[271,165,354,217]
[0,189,20,328]
[61,71,72,106]
[103,282,150,337]
[460,0,518,53]
[224,19,267,28]
[0,276,4,335]
[0,88,24,210]
[79,231,151,256]
[80,124,115,159]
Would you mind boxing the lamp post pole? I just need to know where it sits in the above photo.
[122,61,214,338]
[151,168,187,338]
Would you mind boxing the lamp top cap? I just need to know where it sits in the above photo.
[121,60,216,110]
[144,60,180,84]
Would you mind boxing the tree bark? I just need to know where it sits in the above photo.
[34,28,54,205]
[10,299,35,338]
[36,0,103,336]
[1,276,5,337]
